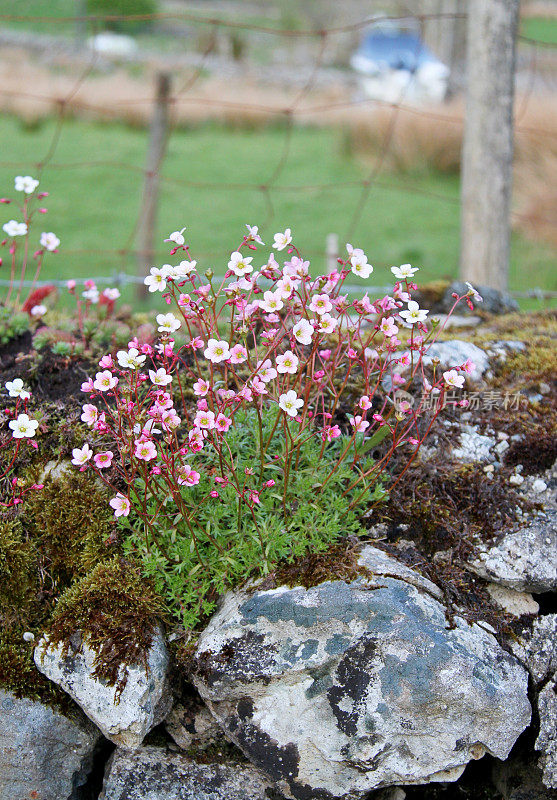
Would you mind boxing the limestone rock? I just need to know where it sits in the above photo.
[0,689,102,800]
[452,425,496,463]
[486,584,539,617]
[469,510,557,593]
[512,614,557,685]
[423,339,489,383]
[439,282,519,315]
[192,545,531,799]
[34,626,172,749]
[165,698,222,751]
[536,678,557,790]
[99,746,273,800]
[493,752,557,800]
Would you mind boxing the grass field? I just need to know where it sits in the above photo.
[521,16,557,45]
[0,114,554,308]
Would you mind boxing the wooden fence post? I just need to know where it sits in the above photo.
[460,0,519,291]
[137,72,171,299]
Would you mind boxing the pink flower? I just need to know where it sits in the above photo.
[81,378,94,393]
[319,349,332,361]
[215,413,232,432]
[177,464,201,486]
[94,451,114,469]
[461,358,475,374]
[251,377,268,395]
[109,493,130,517]
[323,425,341,441]
[238,386,253,402]
[264,479,276,488]
[210,490,219,498]
[309,294,333,315]
[350,415,369,433]
[276,350,299,374]
[204,339,231,364]
[66,279,76,291]
[99,355,113,369]
[193,378,209,397]
[358,395,372,411]
[229,344,247,364]
[134,440,158,461]
[162,410,181,431]
[392,373,406,387]
[346,348,358,360]
[81,404,98,426]
[249,490,261,505]
[188,427,205,451]
[194,409,216,430]
[190,336,204,350]
[380,317,399,338]
[93,371,118,392]
[256,359,277,383]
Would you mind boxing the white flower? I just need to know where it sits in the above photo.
[319,313,338,334]
[309,294,333,315]
[144,267,168,293]
[228,251,254,277]
[102,287,120,300]
[3,220,27,237]
[149,368,172,386]
[173,260,197,278]
[5,378,30,400]
[465,281,483,303]
[40,231,60,251]
[82,287,100,303]
[157,312,181,333]
[293,319,314,345]
[279,390,304,417]
[30,304,46,318]
[9,413,39,439]
[71,443,93,465]
[93,370,118,391]
[15,175,39,194]
[350,249,373,279]
[276,275,298,299]
[259,290,284,314]
[391,263,418,280]
[399,300,429,325]
[443,369,465,389]
[117,348,146,369]
[245,224,264,244]
[273,228,292,251]
[204,339,230,364]
[168,228,186,245]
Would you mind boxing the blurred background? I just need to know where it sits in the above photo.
[0,0,555,308]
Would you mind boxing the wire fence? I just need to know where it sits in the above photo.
[0,6,555,302]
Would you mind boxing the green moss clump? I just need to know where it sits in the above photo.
[0,520,35,610]
[48,557,165,694]
[25,472,117,584]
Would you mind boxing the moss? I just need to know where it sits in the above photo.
[260,541,370,590]
[0,634,71,710]
[0,519,35,609]
[47,557,165,695]
[25,472,118,584]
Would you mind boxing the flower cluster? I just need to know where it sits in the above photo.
[73,224,479,533]
[1,378,43,506]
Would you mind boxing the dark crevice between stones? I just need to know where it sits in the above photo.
[532,592,557,615]
[73,735,114,800]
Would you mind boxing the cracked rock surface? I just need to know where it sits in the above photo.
[191,546,531,800]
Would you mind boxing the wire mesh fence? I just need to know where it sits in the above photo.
[0,5,555,302]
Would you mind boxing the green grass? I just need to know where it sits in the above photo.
[521,16,557,46]
[0,114,554,309]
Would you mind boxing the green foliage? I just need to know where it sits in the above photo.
[48,557,164,693]
[121,407,385,629]
[85,0,158,33]
[0,308,29,345]
[50,340,73,357]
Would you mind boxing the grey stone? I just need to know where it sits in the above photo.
[452,425,496,463]
[99,746,273,800]
[358,545,443,600]
[0,689,102,800]
[192,545,531,799]
[423,339,489,383]
[439,282,519,315]
[34,626,172,749]
[512,614,557,685]
[536,678,557,790]
[469,510,557,593]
